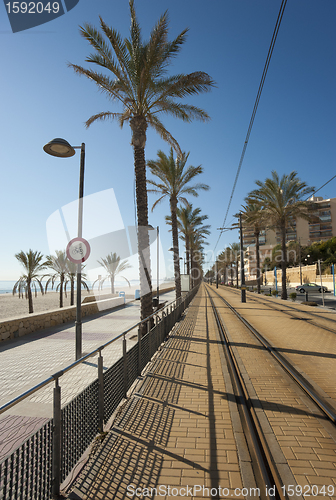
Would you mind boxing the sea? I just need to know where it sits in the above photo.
[0,279,171,294]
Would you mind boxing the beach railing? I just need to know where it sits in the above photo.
[0,285,199,500]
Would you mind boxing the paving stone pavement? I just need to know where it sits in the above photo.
[0,291,175,462]
[68,289,249,500]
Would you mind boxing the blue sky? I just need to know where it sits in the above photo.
[0,0,335,280]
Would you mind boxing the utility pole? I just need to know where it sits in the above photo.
[239,212,246,303]
[299,238,302,285]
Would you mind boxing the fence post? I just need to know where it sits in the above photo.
[52,376,62,499]
[98,350,104,433]
[148,319,151,359]
[138,326,142,375]
[123,334,127,398]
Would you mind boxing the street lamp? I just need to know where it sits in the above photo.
[43,138,85,360]
[148,225,159,306]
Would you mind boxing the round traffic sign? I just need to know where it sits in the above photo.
[66,238,91,263]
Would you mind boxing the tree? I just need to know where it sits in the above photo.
[13,250,47,314]
[189,225,210,287]
[69,0,215,324]
[229,242,240,288]
[64,260,90,306]
[240,202,266,293]
[95,253,131,294]
[248,171,314,300]
[147,148,209,298]
[166,204,210,277]
[45,250,68,308]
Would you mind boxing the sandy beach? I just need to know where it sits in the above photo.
[0,283,175,322]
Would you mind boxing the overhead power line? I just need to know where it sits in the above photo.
[213,0,288,254]
[307,174,336,200]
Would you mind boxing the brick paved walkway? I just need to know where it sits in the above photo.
[68,290,250,500]
[0,291,175,462]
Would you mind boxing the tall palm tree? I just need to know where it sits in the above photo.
[64,260,90,306]
[166,204,210,276]
[229,242,241,288]
[13,250,47,314]
[240,202,266,293]
[45,250,68,308]
[147,148,209,298]
[95,253,132,294]
[248,171,314,300]
[69,0,215,324]
[177,205,210,276]
[190,225,210,288]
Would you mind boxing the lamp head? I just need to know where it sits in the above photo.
[43,138,75,158]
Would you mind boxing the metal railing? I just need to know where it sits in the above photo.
[0,286,199,500]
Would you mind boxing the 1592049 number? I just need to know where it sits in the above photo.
[282,485,334,497]
[5,2,60,14]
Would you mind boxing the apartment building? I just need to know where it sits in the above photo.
[243,195,336,279]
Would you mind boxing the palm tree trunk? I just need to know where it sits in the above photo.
[170,196,181,299]
[111,275,115,294]
[130,116,153,327]
[190,250,195,288]
[186,236,190,275]
[59,276,64,308]
[70,278,75,306]
[236,260,239,288]
[255,230,261,293]
[27,279,33,314]
[281,224,288,300]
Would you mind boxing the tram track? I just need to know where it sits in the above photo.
[206,284,336,425]
[205,289,282,500]
[204,284,336,500]
[216,285,336,335]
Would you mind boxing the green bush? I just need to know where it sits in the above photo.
[289,292,297,302]
[271,290,278,297]
[303,301,317,307]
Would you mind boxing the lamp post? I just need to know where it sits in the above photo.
[239,212,246,303]
[43,138,85,360]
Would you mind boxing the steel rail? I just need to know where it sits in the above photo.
[207,284,336,425]
[218,284,336,332]
[205,289,283,500]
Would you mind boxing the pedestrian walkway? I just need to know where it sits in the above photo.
[0,290,176,461]
[68,289,250,500]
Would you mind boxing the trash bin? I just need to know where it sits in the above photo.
[119,291,125,303]
[135,289,140,300]
[153,298,159,308]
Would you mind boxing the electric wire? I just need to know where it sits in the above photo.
[307,174,336,200]
[212,0,288,256]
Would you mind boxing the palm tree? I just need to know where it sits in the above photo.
[147,148,209,298]
[229,242,241,288]
[177,205,210,276]
[64,260,90,306]
[190,225,210,288]
[240,202,266,293]
[166,204,210,276]
[248,171,314,300]
[95,253,132,294]
[45,250,68,308]
[69,0,215,324]
[13,250,47,314]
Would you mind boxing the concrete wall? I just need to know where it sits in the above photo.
[0,286,176,343]
[263,264,334,289]
[0,296,125,343]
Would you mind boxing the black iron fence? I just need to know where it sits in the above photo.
[0,286,199,500]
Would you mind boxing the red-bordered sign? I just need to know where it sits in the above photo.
[66,237,91,263]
